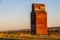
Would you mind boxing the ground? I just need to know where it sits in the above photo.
[0,31,60,40]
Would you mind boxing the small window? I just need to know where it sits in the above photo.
[39,7,40,9]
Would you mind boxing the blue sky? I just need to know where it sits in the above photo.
[0,0,60,31]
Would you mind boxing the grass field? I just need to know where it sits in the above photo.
[0,30,60,40]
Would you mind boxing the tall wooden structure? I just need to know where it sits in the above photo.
[31,3,48,34]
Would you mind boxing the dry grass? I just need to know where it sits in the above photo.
[0,31,60,40]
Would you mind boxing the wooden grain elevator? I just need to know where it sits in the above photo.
[31,3,48,34]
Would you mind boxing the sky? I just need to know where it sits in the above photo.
[0,0,60,31]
